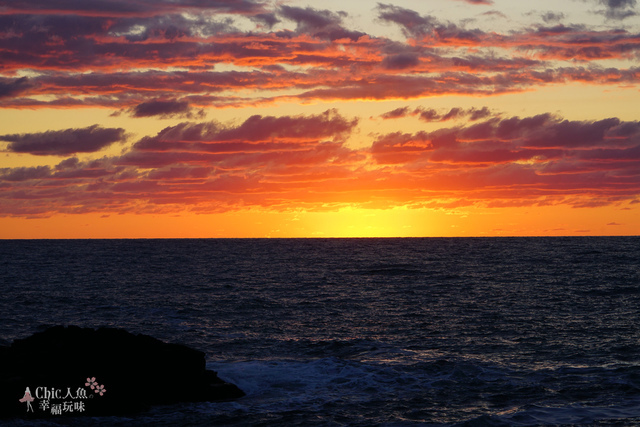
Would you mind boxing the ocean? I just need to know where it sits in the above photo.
[1,237,639,426]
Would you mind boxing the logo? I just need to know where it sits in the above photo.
[18,377,107,416]
[18,387,34,412]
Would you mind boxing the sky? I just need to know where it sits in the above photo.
[0,0,639,238]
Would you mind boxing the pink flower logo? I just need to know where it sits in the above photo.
[85,377,98,390]
[94,384,106,396]
[85,377,106,396]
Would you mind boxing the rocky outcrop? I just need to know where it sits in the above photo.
[0,326,244,419]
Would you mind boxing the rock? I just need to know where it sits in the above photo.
[0,326,244,419]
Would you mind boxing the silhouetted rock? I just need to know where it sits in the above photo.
[0,326,244,419]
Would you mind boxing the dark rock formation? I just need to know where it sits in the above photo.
[0,326,244,419]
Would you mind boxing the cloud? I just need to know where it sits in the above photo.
[0,77,34,99]
[0,111,359,215]
[2,63,635,110]
[380,107,411,119]
[379,106,495,122]
[540,11,566,23]
[572,0,637,19]
[421,106,494,122]
[278,5,365,41]
[370,114,640,204]
[0,112,638,216]
[0,0,267,16]
[377,5,486,44]
[469,107,493,121]
[251,13,280,28]
[0,2,638,111]
[382,53,420,70]
[0,125,127,156]
[482,11,507,19]
[454,0,493,4]
[133,110,354,146]
[598,0,637,19]
[214,109,358,142]
[0,166,51,182]
[119,109,359,169]
[125,99,205,119]
[376,4,439,39]
[107,14,236,42]
[602,0,636,7]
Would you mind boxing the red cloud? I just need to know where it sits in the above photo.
[1,112,638,217]
[0,2,638,111]
[372,114,640,165]
[118,110,360,171]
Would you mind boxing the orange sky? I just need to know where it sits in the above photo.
[1,0,639,238]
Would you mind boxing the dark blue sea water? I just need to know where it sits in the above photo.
[1,237,640,426]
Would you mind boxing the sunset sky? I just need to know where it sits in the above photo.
[1,0,639,238]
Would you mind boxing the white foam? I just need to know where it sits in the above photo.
[208,357,422,413]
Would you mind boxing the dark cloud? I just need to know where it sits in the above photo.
[0,77,34,99]
[0,11,372,72]
[379,106,495,122]
[468,107,493,121]
[55,157,81,170]
[418,108,442,122]
[16,64,622,108]
[595,0,637,19]
[107,14,235,42]
[525,117,639,148]
[0,0,267,16]
[0,166,51,182]
[603,0,636,7]
[134,109,357,149]
[456,0,493,4]
[216,109,358,141]
[1,125,127,156]
[376,3,438,38]
[279,5,341,29]
[441,108,464,121]
[541,11,566,23]
[372,115,640,167]
[52,158,118,179]
[251,13,280,28]
[278,5,365,41]
[127,99,205,119]
[382,53,420,70]
[482,11,507,19]
[377,4,487,43]
[380,107,411,119]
